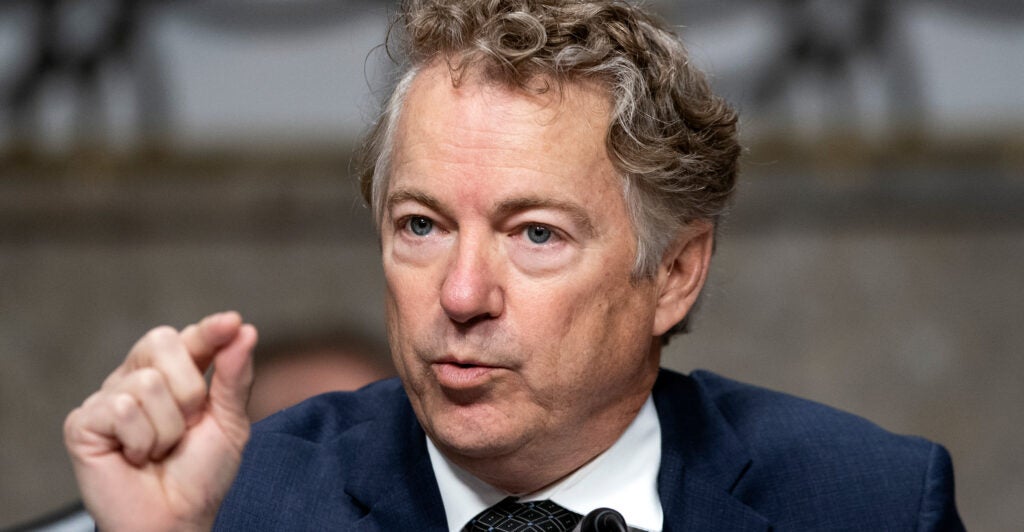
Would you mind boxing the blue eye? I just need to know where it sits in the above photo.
[525,225,552,244]
[407,216,433,236]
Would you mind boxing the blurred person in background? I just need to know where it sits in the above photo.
[247,329,393,421]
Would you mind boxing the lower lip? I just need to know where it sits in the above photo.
[432,363,497,389]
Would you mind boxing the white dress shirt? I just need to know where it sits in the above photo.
[427,396,663,532]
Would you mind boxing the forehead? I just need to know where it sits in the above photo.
[389,64,619,204]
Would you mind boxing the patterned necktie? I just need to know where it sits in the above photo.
[464,496,583,532]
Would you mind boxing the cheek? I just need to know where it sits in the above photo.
[383,269,432,372]
[383,246,441,319]
[383,289,410,372]
[516,276,624,368]
[548,276,654,369]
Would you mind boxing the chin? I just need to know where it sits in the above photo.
[431,426,519,458]
[426,406,525,459]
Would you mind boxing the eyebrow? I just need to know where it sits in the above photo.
[494,196,597,238]
[386,189,453,221]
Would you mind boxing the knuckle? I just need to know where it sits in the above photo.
[127,325,180,367]
[112,393,140,422]
[144,325,180,348]
[136,325,179,351]
[135,367,166,395]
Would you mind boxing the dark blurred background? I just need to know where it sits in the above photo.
[1,0,1021,529]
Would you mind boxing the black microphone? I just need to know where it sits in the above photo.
[572,507,630,532]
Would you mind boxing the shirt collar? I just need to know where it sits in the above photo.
[427,396,663,532]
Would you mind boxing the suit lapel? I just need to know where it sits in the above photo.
[654,370,771,531]
[342,386,449,531]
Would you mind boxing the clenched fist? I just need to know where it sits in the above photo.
[64,312,258,531]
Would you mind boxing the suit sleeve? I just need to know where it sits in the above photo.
[917,443,965,531]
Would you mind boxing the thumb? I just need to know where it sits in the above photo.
[207,323,258,444]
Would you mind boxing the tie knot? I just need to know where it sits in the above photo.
[465,497,582,532]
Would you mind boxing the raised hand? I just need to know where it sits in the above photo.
[63,312,258,531]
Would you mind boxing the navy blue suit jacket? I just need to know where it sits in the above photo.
[216,369,964,530]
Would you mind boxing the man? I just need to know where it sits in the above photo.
[63,1,964,530]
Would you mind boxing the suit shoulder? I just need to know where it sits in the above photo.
[690,369,936,461]
[686,370,962,529]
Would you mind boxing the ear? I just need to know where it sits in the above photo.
[651,221,714,336]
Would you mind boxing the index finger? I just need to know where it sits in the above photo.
[178,311,246,374]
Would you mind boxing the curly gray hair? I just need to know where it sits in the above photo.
[357,0,740,336]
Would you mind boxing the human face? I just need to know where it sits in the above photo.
[381,65,662,481]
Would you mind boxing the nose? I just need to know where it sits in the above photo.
[440,232,504,324]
